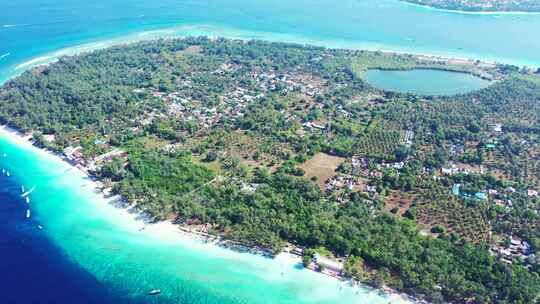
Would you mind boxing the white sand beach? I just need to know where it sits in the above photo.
[0,125,414,303]
[2,22,527,88]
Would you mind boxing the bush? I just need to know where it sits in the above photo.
[293,167,305,176]
[431,225,446,234]
[203,151,218,162]
[302,255,312,267]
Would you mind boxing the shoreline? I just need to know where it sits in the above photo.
[1,23,537,86]
[0,30,502,88]
[0,125,416,304]
[400,0,540,15]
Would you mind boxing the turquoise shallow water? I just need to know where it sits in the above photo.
[0,133,408,303]
[1,0,540,83]
[363,69,492,95]
[1,1,539,302]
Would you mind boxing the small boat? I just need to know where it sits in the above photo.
[6,171,10,177]
[26,209,31,219]
[37,225,43,230]
[26,196,30,204]
[21,185,25,193]
[21,186,35,198]
[148,289,161,296]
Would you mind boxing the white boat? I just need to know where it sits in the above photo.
[26,196,30,204]
[148,289,161,296]
[26,209,31,218]
[37,225,43,230]
[21,185,25,193]
[6,171,10,177]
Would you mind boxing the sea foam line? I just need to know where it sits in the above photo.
[0,53,10,60]
[15,55,56,70]
[2,24,25,28]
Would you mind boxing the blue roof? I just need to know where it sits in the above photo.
[475,192,488,200]
[452,184,460,196]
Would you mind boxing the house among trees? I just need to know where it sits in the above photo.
[63,146,84,164]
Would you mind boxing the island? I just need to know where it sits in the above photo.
[1,37,539,303]
[402,0,540,12]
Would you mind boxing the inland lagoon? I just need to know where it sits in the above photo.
[363,69,492,95]
[1,0,539,302]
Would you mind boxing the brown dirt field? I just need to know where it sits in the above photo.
[384,190,415,216]
[299,153,345,189]
[182,45,202,55]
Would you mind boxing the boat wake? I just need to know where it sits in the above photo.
[21,186,35,198]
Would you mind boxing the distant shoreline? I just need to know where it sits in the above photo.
[1,25,523,89]
[401,0,540,15]
[1,22,538,86]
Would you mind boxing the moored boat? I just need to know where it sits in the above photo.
[148,289,161,296]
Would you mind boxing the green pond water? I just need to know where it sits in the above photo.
[363,69,492,95]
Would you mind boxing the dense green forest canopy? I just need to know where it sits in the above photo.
[0,37,539,303]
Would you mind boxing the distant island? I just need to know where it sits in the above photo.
[403,0,540,12]
[1,37,539,303]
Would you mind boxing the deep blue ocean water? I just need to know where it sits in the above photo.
[0,174,121,304]
[0,135,405,304]
[1,1,539,303]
